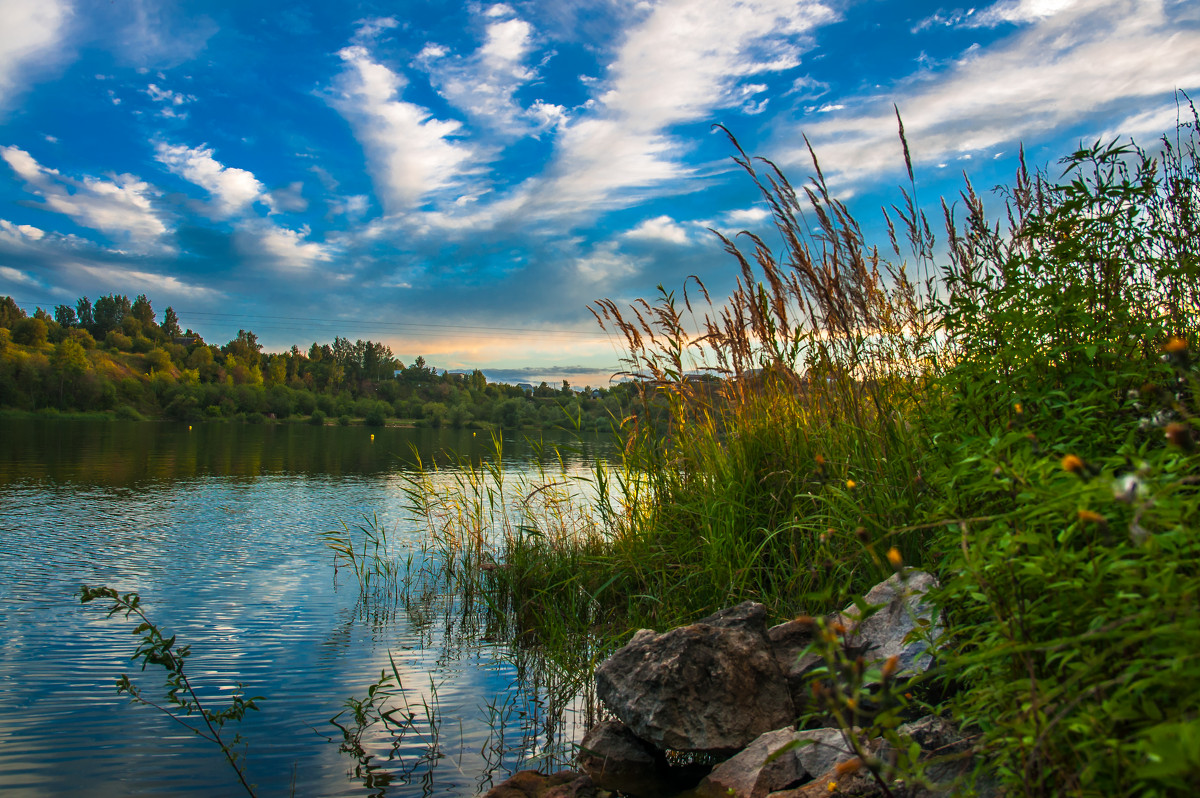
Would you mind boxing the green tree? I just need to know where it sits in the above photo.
[130,294,155,328]
[92,294,131,337]
[0,296,27,329]
[12,317,48,346]
[52,337,88,405]
[224,330,262,369]
[186,344,215,370]
[75,296,94,330]
[161,306,182,338]
[145,348,172,373]
[54,304,78,328]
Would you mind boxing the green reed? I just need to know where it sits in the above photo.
[389,98,1200,797]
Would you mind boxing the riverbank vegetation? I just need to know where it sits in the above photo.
[0,299,634,430]
[405,105,1200,796]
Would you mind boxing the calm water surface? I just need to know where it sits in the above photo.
[0,419,615,797]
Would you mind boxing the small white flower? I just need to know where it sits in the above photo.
[1112,474,1144,504]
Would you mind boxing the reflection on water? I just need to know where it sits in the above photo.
[0,419,614,797]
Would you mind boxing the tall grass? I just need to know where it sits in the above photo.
[399,97,1200,796]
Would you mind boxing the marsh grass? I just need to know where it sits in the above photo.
[384,99,1200,797]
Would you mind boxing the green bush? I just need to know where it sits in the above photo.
[309,409,327,426]
[364,403,388,427]
[115,404,144,421]
[338,414,351,426]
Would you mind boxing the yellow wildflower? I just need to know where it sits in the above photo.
[1164,337,1188,353]
[1061,454,1084,475]
[845,479,856,490]
[887,547,903,568]
[828,781,838,792]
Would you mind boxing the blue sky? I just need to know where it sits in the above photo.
[0,0,1196,385]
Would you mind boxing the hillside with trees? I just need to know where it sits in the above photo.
[0,294,632,430]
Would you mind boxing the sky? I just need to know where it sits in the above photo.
[0,0,1196,386]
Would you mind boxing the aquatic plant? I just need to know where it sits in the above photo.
[78,585,263,797]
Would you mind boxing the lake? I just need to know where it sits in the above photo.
[0,418,617,797]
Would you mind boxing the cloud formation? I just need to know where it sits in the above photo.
[1,145,171,249]
[0,0,70,109]
[155,142,268,218]
[788,0,1200,184]
[330,44,480,213]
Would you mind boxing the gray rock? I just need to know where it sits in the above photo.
[576,720,668,797]
[595,601,795,753]
[836,571,940,676]
[792,727,858,780]
[696,728,805,798]
[767,618,825,714]
[697,725,876,798]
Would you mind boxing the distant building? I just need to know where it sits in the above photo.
[173,335,200,346]
[516,383,535,394]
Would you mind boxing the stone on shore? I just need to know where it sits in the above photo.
[594,601,795,753]
[836,571,940,677]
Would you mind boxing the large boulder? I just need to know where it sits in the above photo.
[836,571,940,676]
[595,601,795,752]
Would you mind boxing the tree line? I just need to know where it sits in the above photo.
[0,294,633,430]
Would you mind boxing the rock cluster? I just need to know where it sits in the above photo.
[487,570,991,798]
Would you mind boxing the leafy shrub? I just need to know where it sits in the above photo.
[12,317,48,346]
[115,404,144,421]
[338,414,351,426]
[364,403,388,427]
[309,409,327,426]
[105,330,132,351]
[244,411,266,424]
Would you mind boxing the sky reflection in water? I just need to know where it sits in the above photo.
[0,420,614,797]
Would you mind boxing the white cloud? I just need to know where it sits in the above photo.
[785,0,1200,186]
[574,242,641,283]
[0,0,70,109]
[144,83,195,106]
[154,141,268,218]
[70,263,222,300]
[352,16,399,43]
[238,223,334,273]
[518,0,837,218]
[726,207,771,224]
[0,265,38,286]
[0,218,46,242]
[415,8,545,136]
[623,215,691,244]
[1,145,171,249]
[269,182,308,213]
[329,45,479,213]
[110,0,217,68]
